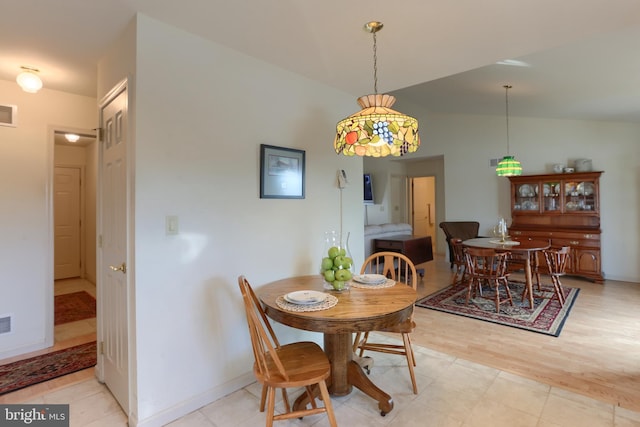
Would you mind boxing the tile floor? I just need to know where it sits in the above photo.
[20,334,640,427]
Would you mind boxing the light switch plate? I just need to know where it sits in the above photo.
[166,215,179,235]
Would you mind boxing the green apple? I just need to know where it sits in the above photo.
[339,248,346,256]
[332,280,345,290]
[335,269,351,282]
[323,269,336,282]
[328,246,340,258]
[321,257,334,271]
[334,255,346,267]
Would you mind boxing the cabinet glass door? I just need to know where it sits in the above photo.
[542,181,560,212]
[564,179,596,212]
[514,182,539,212]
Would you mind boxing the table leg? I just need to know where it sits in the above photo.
[347,360,394,415]
[324,333,352,395]
[323,333,394,415]
[524,258,534,309]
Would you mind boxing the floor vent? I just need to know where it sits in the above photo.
[0,316,11,334]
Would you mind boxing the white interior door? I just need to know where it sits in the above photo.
[99,82,130,412]
[54,167,81,279]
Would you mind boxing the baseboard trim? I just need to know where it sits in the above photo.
[132,371,255,427]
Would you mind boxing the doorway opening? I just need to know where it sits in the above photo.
[410,176,436,253]
[52,128,97,351]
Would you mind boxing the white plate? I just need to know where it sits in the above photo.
[352,274,387,284]
[566,201,579,211]
[518,184,535,197]
[577,182,594,196]
[565,181,578,194]
[543,183,551,196]
[284,290,327,305]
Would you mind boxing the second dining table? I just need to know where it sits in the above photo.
[462,237,550,308]
[258,274,417,416]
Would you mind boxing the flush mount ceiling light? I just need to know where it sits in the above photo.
[65,133,80,143]
[16,66,43,93]
[496,84,523,177]
[334,21,420,157]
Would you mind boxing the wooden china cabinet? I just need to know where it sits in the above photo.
[508,171,604,283]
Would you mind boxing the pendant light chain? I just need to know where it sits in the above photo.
[372,31,378,94]
[505,84,511,155]
[333,21,420,157]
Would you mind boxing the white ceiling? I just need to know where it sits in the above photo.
[3,0,640,122]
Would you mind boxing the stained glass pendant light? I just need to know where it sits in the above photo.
[334,21,420,157]
[496,84,522,176]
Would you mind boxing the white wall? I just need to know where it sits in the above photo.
[363,159,406,225]
[370,97,640,282]
[0,81,96,359]
[98,14,363,426]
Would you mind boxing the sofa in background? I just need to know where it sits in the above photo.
[364,223,413,259]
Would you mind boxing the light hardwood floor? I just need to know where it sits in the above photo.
[1,259,639,426]
[410,256,640,414]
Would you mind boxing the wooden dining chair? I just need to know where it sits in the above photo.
[352,252,419,394]
[237,276,337,427]
[524,246,570,306]
[450,238,470,287]
[464,247,513,313]
[439,221,480,268]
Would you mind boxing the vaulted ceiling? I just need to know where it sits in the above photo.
[2,1,640,122]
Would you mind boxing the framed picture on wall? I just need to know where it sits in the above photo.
[260,144,305,199]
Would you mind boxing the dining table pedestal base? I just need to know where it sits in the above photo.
[293,332,393,415]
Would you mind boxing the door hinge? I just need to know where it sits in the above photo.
[95,127,104,141]
[99,341,105,355]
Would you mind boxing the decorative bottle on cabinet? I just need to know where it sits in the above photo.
[508,171,604,283]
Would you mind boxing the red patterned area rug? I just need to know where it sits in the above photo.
[0,341,96,395]
[55,291,96,325]
[416,282,579,337]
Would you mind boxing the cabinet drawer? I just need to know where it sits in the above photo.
[549,231,600,241]
[375,240,404,250]
[551,238,600,249]
[510,230,552,239]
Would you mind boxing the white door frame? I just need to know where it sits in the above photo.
[46,125,96,347]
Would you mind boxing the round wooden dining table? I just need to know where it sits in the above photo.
[462,237,550,308]
[258,274,416,415]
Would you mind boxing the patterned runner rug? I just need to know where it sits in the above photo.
[55,291,96,325]
[0,342,97,395]
[416,281,579,336]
